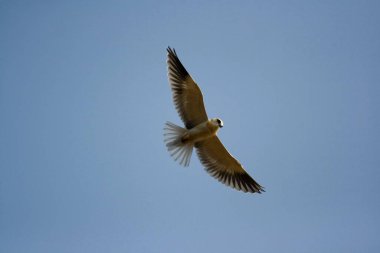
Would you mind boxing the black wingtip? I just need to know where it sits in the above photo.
[167,46,177,56]
[256,187,265,194]
[208,168,265,194]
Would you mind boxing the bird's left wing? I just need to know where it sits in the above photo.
[195,137,264,193]
[167,47,208,129]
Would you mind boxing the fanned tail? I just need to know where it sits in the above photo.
[163,122,193,167]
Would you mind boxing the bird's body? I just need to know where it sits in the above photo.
[181,119,220,144]
[164,47,264,194]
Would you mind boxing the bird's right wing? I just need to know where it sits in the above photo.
[167,47,208,129]
[195,136,264,193]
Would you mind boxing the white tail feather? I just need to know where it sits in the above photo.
[163,122,193,167]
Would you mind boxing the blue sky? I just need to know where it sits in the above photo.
[1,0,379,252]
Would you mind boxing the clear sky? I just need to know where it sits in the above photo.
[1,1,379,252]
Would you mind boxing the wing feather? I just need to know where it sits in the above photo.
[195,137,264,193]
[167,47,208,129]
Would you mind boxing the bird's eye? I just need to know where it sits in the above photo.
[217,119,221,124]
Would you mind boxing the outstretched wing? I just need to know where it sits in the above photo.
[195,136,264,193]
[167,47,208,129]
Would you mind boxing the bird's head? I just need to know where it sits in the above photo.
[211,118,224,128]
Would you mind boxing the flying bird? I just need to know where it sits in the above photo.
[164,47,264,194]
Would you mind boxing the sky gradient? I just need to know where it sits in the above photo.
[1,1,379,252]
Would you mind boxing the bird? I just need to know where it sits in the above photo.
[164,47,264,194]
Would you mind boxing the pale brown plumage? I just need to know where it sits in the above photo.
[167,47,208,129]
[165,47,264,193]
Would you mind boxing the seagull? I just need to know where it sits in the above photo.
[164,47,264,194]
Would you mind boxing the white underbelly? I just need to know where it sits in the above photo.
[187,122,216,143]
